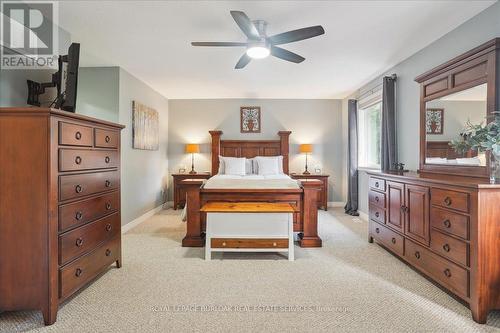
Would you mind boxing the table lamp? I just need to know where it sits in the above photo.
[185,144,200,174]
[299,144,313,175]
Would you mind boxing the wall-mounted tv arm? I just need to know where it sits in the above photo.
[27,55,65,107]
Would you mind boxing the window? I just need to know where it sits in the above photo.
[358,101,382,169]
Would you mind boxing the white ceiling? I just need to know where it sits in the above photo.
[58,1,495,99]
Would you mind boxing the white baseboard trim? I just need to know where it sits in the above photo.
[122,204,164,234]
[328,201,345,208]
[358,211,368,221]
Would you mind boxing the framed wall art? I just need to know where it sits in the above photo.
[240,106,261,133]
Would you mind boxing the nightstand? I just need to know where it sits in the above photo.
[290,174,329,210]
[172,173,211,209]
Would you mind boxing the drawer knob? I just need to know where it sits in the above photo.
[106,203,112,210]
[375,196,379,202]
[391,237,396,244]
[444,197,452,206]
[444,268,452,278]
[106,223,112,232]
[414,251,421,259]
[105,156,110,164]
[105,135,111,143]
[75,268,83,277]
[273,242,277,247]
[75,211,83,221]
[105,180,111,188]
[105,249,111,256]
[375,227,380,234]
[75,156,82,165]
[75,131,82,140]
[443,244,451,252]
[222,242,226,247]
[75,184,83,193]
[375,212,380,218]
[375,182,379,188]
[76,237,84,247]
[443,219,451,228]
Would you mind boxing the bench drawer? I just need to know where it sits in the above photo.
[211,238,288,249]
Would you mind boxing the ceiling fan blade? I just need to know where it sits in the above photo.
[230,11,260,40]
[191,42,248,47]
[268,25,325,45]
[235,53,251,69]
[271,46,305,63]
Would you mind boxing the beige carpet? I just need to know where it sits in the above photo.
[1,208,499,333]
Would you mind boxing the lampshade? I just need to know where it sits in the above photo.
[299,144,313,154]
[185,144,200,154]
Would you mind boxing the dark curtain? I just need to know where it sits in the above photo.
[344,99,359,216]
[381,75,397,171]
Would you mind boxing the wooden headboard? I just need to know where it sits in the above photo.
[209,130,291,175]
[426,141,477,159]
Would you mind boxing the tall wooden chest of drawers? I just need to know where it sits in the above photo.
[367,171,500,323]
[0,107,124,325]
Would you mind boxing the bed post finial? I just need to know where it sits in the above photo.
[278,131,291,174]
[209,130,223,175]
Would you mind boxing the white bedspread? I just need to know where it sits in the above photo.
[203,174,301,189]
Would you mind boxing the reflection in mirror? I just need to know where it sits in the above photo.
[425,83,487,167]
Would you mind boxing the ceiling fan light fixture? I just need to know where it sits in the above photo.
[246,46,270,59]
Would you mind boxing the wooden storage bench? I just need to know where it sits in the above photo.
[201,202,297,261]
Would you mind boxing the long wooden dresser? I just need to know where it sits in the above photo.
[0,107,124,325]
[367,171,500,323]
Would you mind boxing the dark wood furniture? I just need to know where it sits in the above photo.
[183,130,322,248]
[291,174,329,210]
[415,38,499,178]
[426,141,477,159]
[0,107,124,325]
[172,173,211,209]
[368,171,500,324]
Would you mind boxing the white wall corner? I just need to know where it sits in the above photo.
[122,204,164,234]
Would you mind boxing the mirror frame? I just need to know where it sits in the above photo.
[415,38,499,178]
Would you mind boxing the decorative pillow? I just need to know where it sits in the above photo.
[255,156,279,175]
[223,157,246,175]
[253,156,283,174]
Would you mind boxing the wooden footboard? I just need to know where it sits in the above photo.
[182,181,322,248]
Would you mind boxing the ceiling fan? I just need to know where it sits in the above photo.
[191,11,325,69]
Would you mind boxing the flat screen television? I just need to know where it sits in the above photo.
[27,42,80,112]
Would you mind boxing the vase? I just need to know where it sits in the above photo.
[490,152,500,184]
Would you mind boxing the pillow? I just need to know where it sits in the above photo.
[255,156,279,175]
[253,156,284,174]
[218,155,225,174]
[219,156,253,174]
[223,157,246,175]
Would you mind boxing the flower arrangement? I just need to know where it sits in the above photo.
[450,111,500,183]
[450,112,500,155]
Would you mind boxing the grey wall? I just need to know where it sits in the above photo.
[76,67,119,122]
[168,99,344,202]
[349,2,500,215]
[119,68,169,226]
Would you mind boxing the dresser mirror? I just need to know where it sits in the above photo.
[425,83,487,167]
[415,38,499,178]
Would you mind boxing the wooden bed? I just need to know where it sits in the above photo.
[182,130,322,248]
